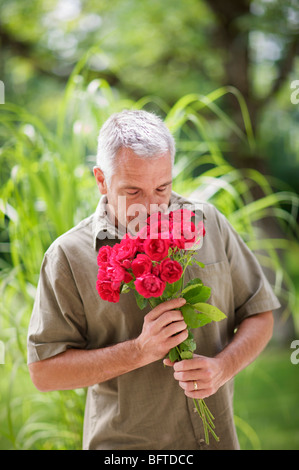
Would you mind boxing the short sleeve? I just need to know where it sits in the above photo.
[27,248,88,364]
[215,209,281,325]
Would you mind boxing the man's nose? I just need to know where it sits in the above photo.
[143,199,160,216]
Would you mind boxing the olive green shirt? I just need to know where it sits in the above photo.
[27,191,280,450]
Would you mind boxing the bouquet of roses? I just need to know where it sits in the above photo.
[96,208,226,444]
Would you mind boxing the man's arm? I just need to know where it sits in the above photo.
[28,297,188,392]
[164,311,274,399]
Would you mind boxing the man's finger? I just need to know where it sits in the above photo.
[147,297,186,321]
[163,358,175,367]
[173,355,207,372]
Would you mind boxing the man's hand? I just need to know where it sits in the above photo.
[163,311,274,399]
[29,296,188,392]
[164,354,225,399]
[136,297,189,364]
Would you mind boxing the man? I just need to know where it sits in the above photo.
[27,109,280,450]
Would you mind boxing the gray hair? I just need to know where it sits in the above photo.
[96,109,175,184]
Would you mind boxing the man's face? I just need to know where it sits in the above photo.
[94,148,173,233]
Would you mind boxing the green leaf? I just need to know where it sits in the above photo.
[179,340,190,351]
[172,277,183,292]
[149,297,164,308]
[182,278,203,295]
[187,329,195,341]
[181,302,226,329]
[133,290,148,310]
[193,302,226,322]
[161,285,173,299]
[183,285,211,304]
[162,278,182,298]
[194,260,205,269]
[169,347,180,362]
[189,339,197,351]
[181,303,203,328]
[194,313,213,327]
[182,285,201,302]
[191,286,212,303]
[180,351,193,359]
[120,283,130,294]
[179,337,197,352]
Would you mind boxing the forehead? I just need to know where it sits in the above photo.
[114,148,172,183]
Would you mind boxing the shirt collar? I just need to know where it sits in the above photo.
[92,191,205,251]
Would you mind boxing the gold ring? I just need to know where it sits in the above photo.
[194,381,198,390]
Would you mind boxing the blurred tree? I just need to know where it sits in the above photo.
[0,0,298,190]
[205,0,299,188]
[208,0,299,126]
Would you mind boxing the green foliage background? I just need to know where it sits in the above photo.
[0,0,299,450]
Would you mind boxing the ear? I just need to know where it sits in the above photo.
[93,167,107,194]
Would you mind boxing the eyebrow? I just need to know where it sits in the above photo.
[122,181,172,190]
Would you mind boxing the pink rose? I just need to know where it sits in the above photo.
[159,258,183,283]
[110,238,137,268]
[197,220,206,238]
[170,208,195,223]
[97,266,109,281]
[151,263,160,277]
[134,274,166,298]
[143,237,170,261]
[182,220,196,244]
[171,218,200,249]
[131,254,152,278]
[96,279,120,303]
[97,245,112,266]
[98,263,132,289]
[134,225,150,252]
[115,238,137,261]
[137,225,150,240]
[147,212,171,240]
[171,238,184,250]
[146,212,170,226]
[107,265,126,289]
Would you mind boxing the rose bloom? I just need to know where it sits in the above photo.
[146,211,170,226]
[97,245,112,266]
[112,238,137,266]
[123,231,147,253]
[137,224,150,240]
[97,263,132,289]
[197,220,206,238]
[148,220,171,240]
[170,208,195,221]
[96,279,120,303]
[151,263,160,277]
[134,273,166,298]
[182,220,196,239]
[172,218,196,239]
[131,253,152,278]
[159,258,183,283]
[143,237,170,261]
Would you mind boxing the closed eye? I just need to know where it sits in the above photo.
[127,189,165,195]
